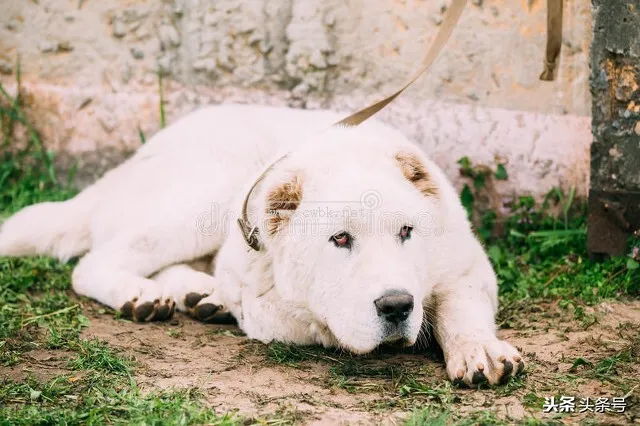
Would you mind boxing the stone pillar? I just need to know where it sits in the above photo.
[588,0,640,257]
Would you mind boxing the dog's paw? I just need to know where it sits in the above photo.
[119,297,176,322]
[183,292,224,322]
[446,338,524,386]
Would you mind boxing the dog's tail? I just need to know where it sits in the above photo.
[0,196,93,262]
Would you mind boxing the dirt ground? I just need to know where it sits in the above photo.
[4,299,639,425]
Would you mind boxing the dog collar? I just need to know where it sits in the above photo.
[237,153,290,251]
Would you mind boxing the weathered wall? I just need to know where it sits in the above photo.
[587,0,640,256]
[0,0,592,195]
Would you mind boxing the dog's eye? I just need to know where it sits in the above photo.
[330,232,352,249]
[399,225,413,242]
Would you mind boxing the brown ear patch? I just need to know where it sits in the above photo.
[395,152,438,197]
[265,175,303,236]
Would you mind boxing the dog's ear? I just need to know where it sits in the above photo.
[265,175,303,236]
[395,152,438,197]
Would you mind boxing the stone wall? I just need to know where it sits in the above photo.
[0,0,593,195]
[587,0,640,256]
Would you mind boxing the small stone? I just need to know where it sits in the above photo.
[172,4,184,17]
[216,38,234,71]
[130,47,145,59]
[598,303,614,314]
[0,60,13,75]
[472,0,483,5]
[112,17,127,38]
[292,82,310,96]
[38,41,58,53]
[247,31,263,46]
[326,54,339,67]
[58,41,74,52]
[309,50,327,69]
[192,58,216,72]
[323,10,336,27]
[157,54,173,75]
[158,22,181,48]
[257,40,272,54]
[142,74,155,85]
[98,115,117,133]
[77,97,92,110]
[5,20,19,31]
[634,121,640,136]
[64,15,75,22]
[121,62,132,83]
[431,14,443,26]
[135,27,150,40]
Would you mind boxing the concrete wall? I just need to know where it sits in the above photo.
[0,0,592,195]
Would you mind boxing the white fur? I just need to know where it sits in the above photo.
[0,104,523,385]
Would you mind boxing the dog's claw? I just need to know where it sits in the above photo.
[119,298,175,322]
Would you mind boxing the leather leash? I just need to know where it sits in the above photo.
[539,0,564,81]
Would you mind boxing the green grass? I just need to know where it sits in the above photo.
[0,66,238,425]
[0,374,240,425]
[404,400,566,425]
[457,157,639,314]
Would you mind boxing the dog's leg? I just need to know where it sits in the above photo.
[72,228,215,322]
[151,263,229,322]
[429,249,524,386]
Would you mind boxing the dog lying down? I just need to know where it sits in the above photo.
[0,104,523,386]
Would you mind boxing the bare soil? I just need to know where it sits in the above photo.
[4,300,640,425]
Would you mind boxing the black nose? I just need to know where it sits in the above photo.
[374,290,414,325]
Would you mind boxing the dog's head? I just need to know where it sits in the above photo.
[257,125,443,354]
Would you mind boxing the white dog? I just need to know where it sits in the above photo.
[0,104,523,386]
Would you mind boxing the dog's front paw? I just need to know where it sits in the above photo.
[120,297,176,322]
[183,292,225,322]
[445,338,524,386]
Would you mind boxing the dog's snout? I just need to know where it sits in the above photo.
[374,290,414,324]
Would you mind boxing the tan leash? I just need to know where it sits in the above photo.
[334,0,468,127]
[539,0,563,81]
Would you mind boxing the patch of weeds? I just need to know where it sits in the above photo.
[166,328,183,338]
[0,60,77,215]
[405,406,514,426]
[522,392,546,409]
[405,406,452,426]
[249,403,306,426]
[494,372,528,397]
[67,338,132,375]
[399,380,457,406]
[0,257,88,365]
[207,327,246,338]
[590,338,638,388]
[264,341,338,366]
[0,64,83,365]
[0,374,240,425]
[455,158,640,314]
[329,359,410,393]
[405,406,560,426]
[563,326,639,392]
